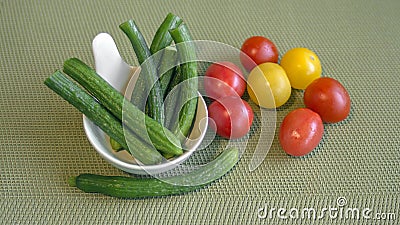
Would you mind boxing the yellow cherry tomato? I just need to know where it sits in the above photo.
[247,63,291,108]
[280,48,322,90]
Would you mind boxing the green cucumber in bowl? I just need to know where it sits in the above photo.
[63,58,183,157]
[68,147,239,198]
[149,13,182,101]
[164,65,182,130]
[150,13,183,54]
[120,19,164,124]
[168,24,198,140]
[44,71,164,165]
[157,46,178,100]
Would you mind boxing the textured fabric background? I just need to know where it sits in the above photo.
[1,0,399,224]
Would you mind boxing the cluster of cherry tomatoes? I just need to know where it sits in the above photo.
[204,62,253,139]
[204,36,351,157]
[280,77,351,156]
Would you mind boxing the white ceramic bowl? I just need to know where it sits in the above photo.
[83,33,208,175]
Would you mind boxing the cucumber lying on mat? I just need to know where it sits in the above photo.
[68,147,239,198]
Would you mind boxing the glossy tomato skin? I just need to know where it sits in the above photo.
[208,96,254,139]
[279,108,324,157]
[304,77,351,123]
[247,63,291,108]
[204,62,246,100]
[280,48,322,90]
[240,36,279,71]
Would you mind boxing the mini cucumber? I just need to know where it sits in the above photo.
[157,46,178,99]
[120,19,164,124]
[68,147,239,198]
[63,58,182,156]
[164,65,182,130]
[150,13,182,54]
[168,24,198,139]
[44,71,163,165]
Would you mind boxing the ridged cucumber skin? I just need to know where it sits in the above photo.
[157,46,178,100]
[119,19,165,124]
[168,24,198,139]
[63,58,182,156]
[164,65,182,131]
[70,147,239,198]
[44,71,163,165]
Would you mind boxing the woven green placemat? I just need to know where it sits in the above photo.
[1,0,399,224]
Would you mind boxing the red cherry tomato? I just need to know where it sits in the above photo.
[204,62,246,100]
[304,77,351,123]
[279,108,324,157]
[208,96,254,139]
[240,36,279,71]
